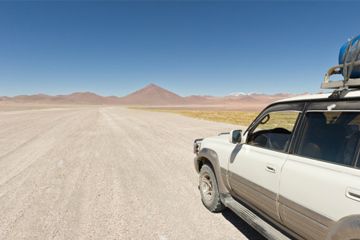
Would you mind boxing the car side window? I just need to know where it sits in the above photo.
[296,111,360,167]
[247,111,300,152]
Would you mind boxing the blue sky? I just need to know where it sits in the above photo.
[0,1,359,97]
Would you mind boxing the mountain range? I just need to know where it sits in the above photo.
[0,83,302,110]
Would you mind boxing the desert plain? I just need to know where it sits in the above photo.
[0,104,265,240]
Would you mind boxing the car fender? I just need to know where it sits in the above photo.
[195,148,230,195]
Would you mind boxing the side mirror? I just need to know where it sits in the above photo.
[229,129,242,144]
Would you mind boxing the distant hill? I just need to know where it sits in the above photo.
[118,84,186,105]
[1,92,122,105]
[0,83,303,110]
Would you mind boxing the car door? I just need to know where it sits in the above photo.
[279,100,360,240]
[228,103,304,222]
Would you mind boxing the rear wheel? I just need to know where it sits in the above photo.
[327,217,360,240]
[199,164,225,212]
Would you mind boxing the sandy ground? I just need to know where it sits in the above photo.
[0,106,264,240]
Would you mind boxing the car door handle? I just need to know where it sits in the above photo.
[265,165,276,173]
[346,187,360,202]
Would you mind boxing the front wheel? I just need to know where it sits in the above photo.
[199,164,225,212]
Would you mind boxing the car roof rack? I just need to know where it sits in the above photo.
[321,35,360,90]
[321,60,360,89]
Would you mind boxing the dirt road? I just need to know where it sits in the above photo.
[0,106,264,240]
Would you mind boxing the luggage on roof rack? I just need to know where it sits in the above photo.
[321,34,360,89]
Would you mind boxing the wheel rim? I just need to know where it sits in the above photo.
[200,173,214,202]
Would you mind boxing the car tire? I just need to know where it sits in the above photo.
[199,164,225,213]
[326,216,360,240]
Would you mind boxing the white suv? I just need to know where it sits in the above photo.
[194,35,360,240]
[194,90,360,240]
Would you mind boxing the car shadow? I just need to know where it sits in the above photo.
[221,209,266,240]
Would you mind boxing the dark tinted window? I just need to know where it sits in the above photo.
[297,111,360,167]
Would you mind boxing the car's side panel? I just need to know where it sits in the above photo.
[279,155,360,239]
[229,144,287,222]
[278,194,333,240]
[229,103,304,223]
[230,172,278,219]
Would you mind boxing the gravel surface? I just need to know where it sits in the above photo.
[0,106,264,240]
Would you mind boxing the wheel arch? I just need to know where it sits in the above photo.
[326,214,360,240]
[195,148,229,195]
